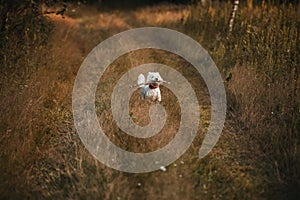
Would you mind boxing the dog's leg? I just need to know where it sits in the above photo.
[140,86,147,100]
[157,89,161,102]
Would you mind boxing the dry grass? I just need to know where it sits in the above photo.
[0,1,299,199]
[185,1,299,198]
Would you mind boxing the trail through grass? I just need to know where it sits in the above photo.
[0,2,299,199]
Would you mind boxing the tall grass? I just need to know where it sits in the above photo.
[0,1,54,79]
[0,1,299,199]
[185,0,299,188]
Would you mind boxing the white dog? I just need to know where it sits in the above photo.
[137,72,164,102]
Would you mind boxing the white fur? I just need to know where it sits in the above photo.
[137,72,163,102]
[137,74,145,86]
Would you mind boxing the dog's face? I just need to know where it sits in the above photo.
[146,72,163,83]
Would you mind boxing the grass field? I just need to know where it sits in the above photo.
[0,1,299,199]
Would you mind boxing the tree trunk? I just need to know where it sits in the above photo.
[228,0,239,34]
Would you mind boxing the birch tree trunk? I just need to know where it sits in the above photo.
[228,0,239,33]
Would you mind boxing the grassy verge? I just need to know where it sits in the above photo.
[184,1,300,197]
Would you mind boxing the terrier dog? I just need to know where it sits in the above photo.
[137,72,164,102]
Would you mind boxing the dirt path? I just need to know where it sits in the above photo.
[0,3,272,200]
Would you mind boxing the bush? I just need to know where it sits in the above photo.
[0,0,66,77]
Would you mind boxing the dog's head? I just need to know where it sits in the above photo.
[146,72,163,89]
[146,72,163,83]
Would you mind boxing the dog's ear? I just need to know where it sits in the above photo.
[155,72,163,81]
[146,72,155,82]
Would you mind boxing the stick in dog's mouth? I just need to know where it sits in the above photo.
[129,80,171,89]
